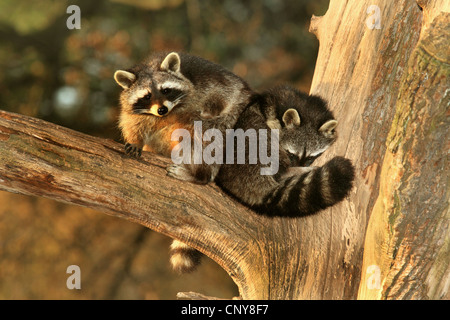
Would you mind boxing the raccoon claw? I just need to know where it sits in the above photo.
[124,143,142,158]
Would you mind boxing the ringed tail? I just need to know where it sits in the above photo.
[262,156,355,217]
[169,240,202,273]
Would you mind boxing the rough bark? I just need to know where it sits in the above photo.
[0,0,448,300]
[0,110,265,299]
[357,4,449,300]
[309,0,448,299]
[0,109,341,299]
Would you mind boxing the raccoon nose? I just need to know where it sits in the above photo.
[300,155,319,167]
[158,106,169,115]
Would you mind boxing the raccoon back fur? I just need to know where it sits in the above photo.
[215,85,355,217]
[170,85,355,272]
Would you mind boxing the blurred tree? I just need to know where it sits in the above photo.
[0,0,328,135]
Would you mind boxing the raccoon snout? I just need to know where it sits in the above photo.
[158,106,169,115]
[299,154,320,167]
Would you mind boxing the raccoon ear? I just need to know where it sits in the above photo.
[114,70,136,89]
[161,52,181,73]
[282,108,301,128]
[319,120,337,136]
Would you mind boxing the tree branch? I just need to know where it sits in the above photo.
[0,110,264,299]
[2,0,447,300]
[176,291,239,300]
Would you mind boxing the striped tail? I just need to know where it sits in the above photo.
[262,156,355,217]
[169,240,202,273]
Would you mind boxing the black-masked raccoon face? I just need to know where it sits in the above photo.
[280,107,337,167]
[264,85,337,167]
[114,52,192,117]
[126,83,188,117]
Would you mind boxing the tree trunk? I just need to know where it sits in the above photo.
[357,3,449,300]
[308,0,448,299]
[0,0,448,300]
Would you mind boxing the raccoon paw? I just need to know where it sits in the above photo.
[166,164,210,184]
[124,143,142,158]
[166,164,196,182]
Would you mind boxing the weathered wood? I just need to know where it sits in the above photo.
[306,0,424,299]
[0,0,448,300]
[307,0,448,299]
[1,109,332,299]
[0,110,264,299]
[358,4,450,300]
[176,291,239,300]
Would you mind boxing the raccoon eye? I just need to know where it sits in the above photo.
[161,88,172,95]
[287,151,301,166]
[143,93,151,100]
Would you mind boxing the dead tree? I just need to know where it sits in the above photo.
[0,0,448,299]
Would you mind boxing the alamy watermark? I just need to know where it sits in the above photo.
[366,265,381,290]
[171,121,280,175]
[366,5,381,30]
[66,5,81,30]
[66,265,81,290]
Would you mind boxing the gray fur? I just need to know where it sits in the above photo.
[115,52,253,272]
[115,51,253,182]
[216,85,355,217]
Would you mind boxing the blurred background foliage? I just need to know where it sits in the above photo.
[0,0,328,299]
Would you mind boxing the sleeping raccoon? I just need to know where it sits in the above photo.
[215,85,355,217]
[114,52,253,273]
[171,85,355,271]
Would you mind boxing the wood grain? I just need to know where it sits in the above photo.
[0,0,448,300]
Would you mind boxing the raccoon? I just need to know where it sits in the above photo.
[114,51,252,177]
[172,85,355,271]
[215,84,355,217]
[114,52,253,273]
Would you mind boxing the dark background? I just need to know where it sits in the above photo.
[0,0,328,299]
